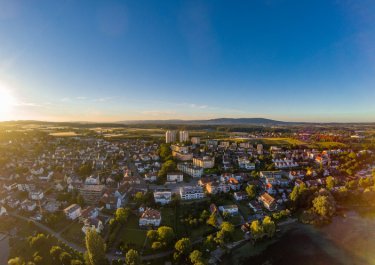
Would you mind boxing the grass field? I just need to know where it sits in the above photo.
[309,141,347,149]
[61,222,85,247]
[49,132,79,137]
[119,215,147,249]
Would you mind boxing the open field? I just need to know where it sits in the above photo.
[49,132,80,137]
[61,222,85,246]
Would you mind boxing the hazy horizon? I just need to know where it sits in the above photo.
[1,1,375,122]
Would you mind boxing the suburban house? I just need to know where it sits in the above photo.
[144,172,157,182]
[29,190,44,200]
[258,192,277,211]
[233,191,248,201]
[153,190,172,205]
[139,208,161,227]
[64,204,82,220]
[82,218,104,234]
[0,205,8,216]
[79,206,99,222]
[20,200,37,212]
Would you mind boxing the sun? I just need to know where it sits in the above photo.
[0,86,17,121]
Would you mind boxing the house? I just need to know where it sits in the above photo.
[44,200,61,213]
[258,192,277,211]
[139,208,161,227]
[179,186,205,200]
[228,177,241,190]
[82,218,104,234]
[29,190,44,200]
[233,191,248,201]
[206,182,230,194]
[20,200,37,212]
[0,206,8,216]
[218,205,239,215]
[100,193,122,210]
[144,172,157,182]
[64,204,82,220]
[167,172,183,183]
[153,191,172,205]
[248,201,262,213]
[80,206,99,222]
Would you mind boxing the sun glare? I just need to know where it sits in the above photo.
[0,85,17,121]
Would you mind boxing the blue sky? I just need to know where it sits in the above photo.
[0,0,374,122]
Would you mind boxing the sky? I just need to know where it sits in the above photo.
[0,0,375,122]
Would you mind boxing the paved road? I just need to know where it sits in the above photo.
[0,233,9,265]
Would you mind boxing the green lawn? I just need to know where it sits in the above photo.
[310,141,347,149]
[119,214,148,249]
[232,227,244,241]
[61,222,85,247]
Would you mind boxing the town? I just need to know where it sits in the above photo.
[1,122,375,265]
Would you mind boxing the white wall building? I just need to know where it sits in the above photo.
[64,204,82,220]
[167,172,184,182]
[179,131,189,142]
[165,130,177,143]
[179,186,205,200]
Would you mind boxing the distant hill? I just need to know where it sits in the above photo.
[119,118,291,125]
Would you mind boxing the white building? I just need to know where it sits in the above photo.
[167,172,184,182]
[139,208,161,227]
[218,205,239,215]
[179,186,205,200]
[193,156,215,169]
[165,130,177,144]
[153,191,172,205]
[177,163,203,178]
[64,204,82,220]
[179,131,189,142]
[29,190,44,200]
[238,157,256,170]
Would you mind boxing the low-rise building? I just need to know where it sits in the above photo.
[64,204,82,220]
[177,163,203,178]
[167,172,183,183]
[153,190,172,205]
[218,205,239,215]
[193,156,215,169]
[179,186,205,200]
[139,208,161,227]
[82,218,104,234]
[206,182,230,194]
[258,192,277,211]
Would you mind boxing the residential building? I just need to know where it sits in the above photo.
[206,182,230,194]
[20,200,36,212]
[167,172,183,182]
[219,205,239,215]
[177,163,203,178]
[139,208,161,227]
[29,190,44,200]
[82,218,104,234]
[259,192,277,211]
[144,172,157,182]
[165,130,177,144]
[191,137,200,145]
[64,204,82,220]
[179,131,189,142]
[179,186,205,200]
[79,184,105,204]
[193,156,215,169]
[233,191,248,201]
[153,190,172,205]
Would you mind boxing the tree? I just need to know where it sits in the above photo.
[312,195,336,218]
[246,185,256,200]
[158,144,172,161]
[85,229,108,265]
[262,216,276,238]
[250,220,263,241]
[50,246,63,261]
[125,249,140,265]
[190,250,205,265]
[206,213,217,227]
[158,160,177,180]
[8,257,25,265]
[146,230,158,242]
[151,241,163,250]
[59,252,71,265]
[134,192,144,204]
[174,238,192,261]
[157,226,175,245]
[326,176,335,190]
[115,208,130,224]
[215,222,234,246]
[71,260,84,265]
